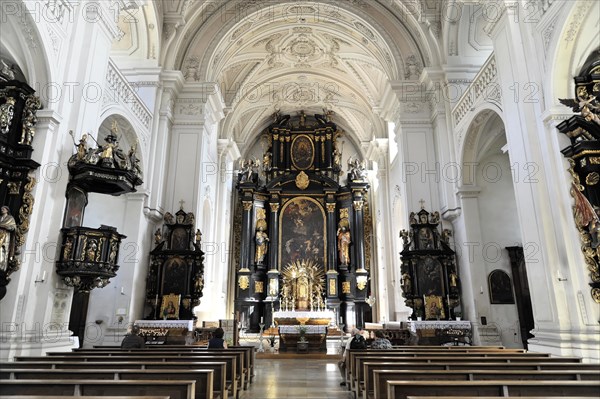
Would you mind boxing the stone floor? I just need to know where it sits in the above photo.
[239,358,353,399]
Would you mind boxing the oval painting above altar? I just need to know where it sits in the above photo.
[291,135,314,170]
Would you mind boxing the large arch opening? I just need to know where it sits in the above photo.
[459,110,528,348]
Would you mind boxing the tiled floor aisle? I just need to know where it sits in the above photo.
[240,358,354,399]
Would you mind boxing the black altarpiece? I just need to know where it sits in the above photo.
[556,51,600,304]
[144,208,205,320]
[399,208,460,320]
[0,72,42,300]
[233,112,372,332]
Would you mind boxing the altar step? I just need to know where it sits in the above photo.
[256,352,342,359]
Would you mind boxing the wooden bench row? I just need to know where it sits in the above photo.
[0,368,216,399]
[346,349,581,394]
[0,396,171,399]
[6,347,255,399]
[386,380,600,399]
[341,347,598,399]
[0,379,197,399]
[363,362,600,399]
[80,345,256,386]
[16,353,247,397]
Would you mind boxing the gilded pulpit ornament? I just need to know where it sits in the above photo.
[238,276,250,290]
[295,171,309,190]
[0,97,15,134]
[20,94,42,145]
[586,172,599,185]
[0,206,17,272]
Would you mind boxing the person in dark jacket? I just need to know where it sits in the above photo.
[207,327,228,349]
[121,325,146,349]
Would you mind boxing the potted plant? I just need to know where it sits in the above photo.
[297,326,309,352]
[298,326,308,342]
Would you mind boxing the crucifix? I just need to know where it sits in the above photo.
[179,199,185,210]
[419,199,426,210]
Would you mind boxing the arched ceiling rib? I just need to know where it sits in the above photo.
[162,1,440,145]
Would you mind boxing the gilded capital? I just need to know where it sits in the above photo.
[326,203,336,213]
[242,201,253,211]
[353,200,364,211]
[270,202,280,212]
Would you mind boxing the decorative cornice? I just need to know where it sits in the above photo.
[456,186,482,199]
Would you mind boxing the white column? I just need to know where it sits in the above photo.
[395,116,441,213]
[0,0,122,358]
[489,8,599,359]
[452,187,487,346]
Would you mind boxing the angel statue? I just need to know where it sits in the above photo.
[560,91,600,129]
[347,157,367,181]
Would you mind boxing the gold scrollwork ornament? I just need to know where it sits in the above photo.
[238,276,249,290]
[342,281,351,294]
[586,172,600,186]
[592,288,600,304]
[356,275,368,290]
[295,171,309,190]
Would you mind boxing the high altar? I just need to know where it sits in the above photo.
[233,112,372,333]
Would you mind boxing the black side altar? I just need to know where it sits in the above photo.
[399,208,460,320]
[234,112,372,332]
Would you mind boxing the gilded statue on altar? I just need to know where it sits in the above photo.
[281,259,325,312]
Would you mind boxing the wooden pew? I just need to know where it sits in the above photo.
[386,380,600,399]
[48,349,247,393]
[0,379,196,399]
[14,352,242,398]
[407,397,599,399]
[372,369,600,399]
[345,348,558,388]
[0,397,170,399]
[362,362,600,399]
[88,345,256,387]
[0,369,214,399]
[4,360,230,399]
[348,353,581,392]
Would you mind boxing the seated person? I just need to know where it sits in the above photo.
[207,327,228,349]
[370,330,392,349]
[338,328,364,386]
[121,325,146,349]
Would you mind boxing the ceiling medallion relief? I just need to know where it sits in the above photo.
[284,34,324,68]
[254,28,352,72]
